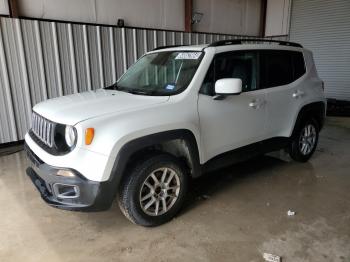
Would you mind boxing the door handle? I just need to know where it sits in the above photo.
[292,90,305,98]
[249,99,265,109]
[249,101,258,108]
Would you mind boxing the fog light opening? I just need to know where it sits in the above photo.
[56,170,76,178]
[53,183,80,199]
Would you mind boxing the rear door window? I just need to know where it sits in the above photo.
[291,51,306,80]
[260,50,306,89]
[260,50,293,88]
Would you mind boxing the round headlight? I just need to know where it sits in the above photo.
[65,125,76,147]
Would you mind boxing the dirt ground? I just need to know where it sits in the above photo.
[0,117,349,262]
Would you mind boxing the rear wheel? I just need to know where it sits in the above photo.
[289,119,319,162]
[118,153,188,226]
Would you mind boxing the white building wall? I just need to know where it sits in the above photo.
[0,0,9,15]
[15,0,185,31]
[265,0,291,36]
[192,0,262,36]
[0,0,262,35]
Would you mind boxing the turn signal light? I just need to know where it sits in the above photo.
[85,128,94,145]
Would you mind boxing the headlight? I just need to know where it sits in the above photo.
[65,125,76,147]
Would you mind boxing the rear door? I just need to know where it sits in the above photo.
[261,50,307,138]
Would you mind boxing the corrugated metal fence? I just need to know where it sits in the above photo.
[289,0,350,101]
[0,17,260,144]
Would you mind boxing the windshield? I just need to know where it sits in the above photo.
[107,51,203,96]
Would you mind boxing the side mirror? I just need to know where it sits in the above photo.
[214,78,242,100]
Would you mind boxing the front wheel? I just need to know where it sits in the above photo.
[289,119,319,162]
[118,153,188,226]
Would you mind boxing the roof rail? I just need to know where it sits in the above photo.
[152,45,187,51]
[208,38,302,48]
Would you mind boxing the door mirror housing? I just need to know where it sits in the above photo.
[214,78,242,100]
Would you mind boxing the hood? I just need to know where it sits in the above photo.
[33,89,169,125]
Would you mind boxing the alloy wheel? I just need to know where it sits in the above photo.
[299,124,317,155]
[139,167,181,216]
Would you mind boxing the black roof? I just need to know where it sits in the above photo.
[208,38,302,48]
[151,38,302,52]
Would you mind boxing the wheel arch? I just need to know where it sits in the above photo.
[291,101,326,137]
[106,129,201,199]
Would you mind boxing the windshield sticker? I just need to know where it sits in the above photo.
[175,52,201,60]
[165,84,175,90]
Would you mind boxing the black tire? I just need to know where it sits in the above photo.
[289,118,319,162]
[118,153,189,227]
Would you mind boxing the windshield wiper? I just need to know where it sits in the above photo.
[106,84,159,96]
[104,83,119,90]
[123,89,157,96]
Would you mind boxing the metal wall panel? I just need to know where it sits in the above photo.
[289,0,350,100]
[72,24,90,92]
[0,17,252,144]
[0,18,32,140]
[100,26,114,87]
[87,25,103,90]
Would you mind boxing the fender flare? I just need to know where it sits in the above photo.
[292,101,326,137]
[102,129,201,206]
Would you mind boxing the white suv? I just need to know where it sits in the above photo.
[25,39,326,226]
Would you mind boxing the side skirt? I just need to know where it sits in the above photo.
[201,137,290,174]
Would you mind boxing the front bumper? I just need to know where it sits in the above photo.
[24,143,115,211]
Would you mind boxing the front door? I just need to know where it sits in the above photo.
[198,51,267,163]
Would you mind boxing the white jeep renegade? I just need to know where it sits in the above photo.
[25,39,326,226]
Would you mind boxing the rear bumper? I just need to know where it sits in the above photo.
[24,143,115,211]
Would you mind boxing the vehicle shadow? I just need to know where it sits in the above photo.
[181,154,294,214]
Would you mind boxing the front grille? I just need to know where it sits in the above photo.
[31,112,54,147]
